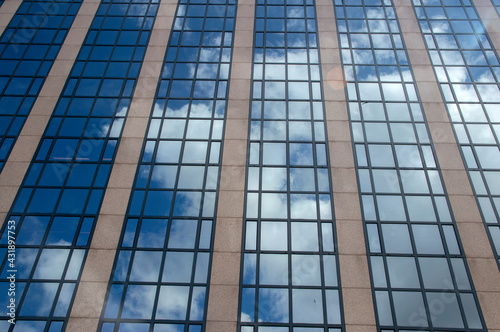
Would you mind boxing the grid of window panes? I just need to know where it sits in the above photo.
[98,0,235,331]
[0,0,159,330]
[0,0,83,174]
[238,0,344,331]
[335,0,485,330]
[413,0,500,268]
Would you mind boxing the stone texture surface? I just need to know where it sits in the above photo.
[206,285,240,322]
[213,218,244,253]
[205,1,254,328]
[210,252,242,285]
[66,318,99,332]
[220,139,247,166]
[206,321,238,332]
[80,249,117,282]
[339,255,372,289]
[333,193,363,221]
[342,288,377,326]
[90,215,126,250]
[219,166,246,191]
[336,219,369,256]
[319,0,376,329]
[331,167,359,193]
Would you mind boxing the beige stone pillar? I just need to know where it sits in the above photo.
[205,0,254,331]
[317,0,377,331]
[394,1,500,330]
[0,0,100,228]
[66,0,177,330]
[0,0,22,35]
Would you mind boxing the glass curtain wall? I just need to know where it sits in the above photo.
[0,0,83,173]
[334,0,485,330]
[98,0,236,331]
[238,0,344,330]
[0,0,159,330]
[413,0,500,268]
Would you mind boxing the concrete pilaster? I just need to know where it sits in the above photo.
[205,1,254,331]
[317,0,378,331]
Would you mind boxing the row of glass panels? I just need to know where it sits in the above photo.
[0,0,498,331]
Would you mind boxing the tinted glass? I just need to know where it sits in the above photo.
[335,0,485,329]
[239,0,344,330]
[414,0,500,269]
[0,0,83,173]
[99,0,236,330]
[0,0,159,329]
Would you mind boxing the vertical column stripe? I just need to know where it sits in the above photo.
[317,0,377,329]
[206,0,254,330]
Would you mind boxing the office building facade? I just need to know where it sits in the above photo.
[0,0,499,331]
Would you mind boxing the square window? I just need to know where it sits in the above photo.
[263,143,286,165]
[162,252,194,282]
[387,257,420,288]
[130,251,162,282]
[182,141,208,163]
[122,285,156,319]
[259,254,288,285]
[292,289,323,323]
[291,194,317,219]
[261,222,287,251]
[261,193,287,218]
[382,224,412,254]
[262,167,287,191]
[258,288,289,323]
[290,143,313,165]
[392,292,428,327]
[291,222,318,251]
[292,255,321,286]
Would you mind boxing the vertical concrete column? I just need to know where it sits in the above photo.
[394,1,500,330]
[474,0,500,51]
[0,0,100,228]
[66,1,177,331]
[0,0,22,35]
[316,1,377,331]
[205,0,254,331]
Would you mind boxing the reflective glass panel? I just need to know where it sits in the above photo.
[335,0,485,329]
[0,0,84,173]
[239,0,344,330]
[0,0,159,328]
[100,0,236,330]
[414,0,500,269]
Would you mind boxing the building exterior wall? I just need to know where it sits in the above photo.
[0,0,499,331]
